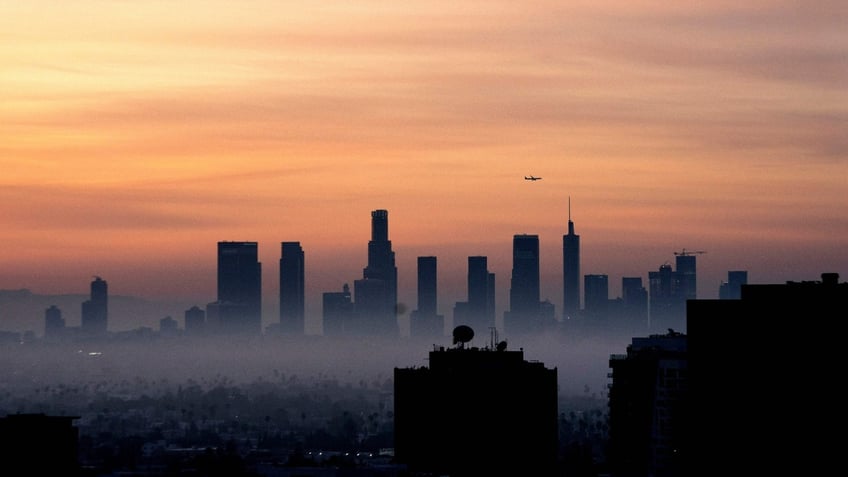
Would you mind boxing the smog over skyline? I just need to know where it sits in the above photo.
[2,3,846,475]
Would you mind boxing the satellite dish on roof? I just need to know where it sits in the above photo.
[453,325,474,345]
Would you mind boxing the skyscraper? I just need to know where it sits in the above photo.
[505,234,540,335]
[583,273,610,319]
[649,251,701,333]
[621,276,649,331]
[216,241,262,335]
[81,276,108,337]
[648,262,680,332]
[410,256,443,339]
[279,241,305,334]
[675,252,698,300]
[44,305,65,340]
[458,256,495,333]
[322,283,353,336]
[353,209,398,335]
[563,198,580,320]
[719,270,747,299]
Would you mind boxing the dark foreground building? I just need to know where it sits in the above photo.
[686,272,846,476]
[394,326,558,476]
[0,413,80,476]
[607,330,687,477]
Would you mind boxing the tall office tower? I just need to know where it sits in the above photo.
[562,198,581,320]
[44,305,65,340]
[467,256,495,332]
[410,256,443,339]
[217,241,262,335]
[686,272,846,476]
[453,258,496,338]
[649,263,674,332]
[394,327,558,476]
[353,209,398,336]
[674,252,698,300]
[505,234,541,335]
[607,330,688,477]
[647,250,701,334]
[81,276,108,337]
[583,274,610,320]
[322,283,353,336]
[279,242,305,334]
[718,270,747,299]
[621,276,649,331]
[184,305,206,336]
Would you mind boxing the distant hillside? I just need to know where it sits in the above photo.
[0,289,202,336]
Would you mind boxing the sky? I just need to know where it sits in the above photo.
[1,1,846,333]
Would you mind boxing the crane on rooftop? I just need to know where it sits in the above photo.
[674,249,706,256]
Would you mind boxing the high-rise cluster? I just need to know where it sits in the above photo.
[40,204,743,341]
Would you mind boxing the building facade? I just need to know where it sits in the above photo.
[394,327,558,476]
[505,234,541,335]
[322,284,353,336]
[607,330,688,477]
[685,272,846,476]
[279,241,305,334]
[410,256,443,339]
[454,256,495,335]
[216,241,262,335]
[81,276,108,337]
[353,209,398,336]
[562,199,581,320]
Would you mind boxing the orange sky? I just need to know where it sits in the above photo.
[2,1,846,332]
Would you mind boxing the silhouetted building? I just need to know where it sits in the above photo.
[216,241,262,335]
[453,256,495,335]
[505,234,541,335]
[44,304,65,340]
[410,256,444,339]
[322,283,353,336]
[279,241,305,334]
[81,276,108,337]
[0,413,80,475]
[353,209,398,336]
[685,272,846,476]
[584,274,610,321]
[562,198,581,320]
[394,326,558,476]
[608,330,687,477]
[718,270,747,299]
[159,315,178,336]
[674,253,697,300]
[648,263,685,333]
[184,305,205,335]
[621,276,649,331]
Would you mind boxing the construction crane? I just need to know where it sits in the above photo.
[674,249,706,256]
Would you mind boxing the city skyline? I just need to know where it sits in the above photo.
[0,208,818,337]
[2,2,846,331]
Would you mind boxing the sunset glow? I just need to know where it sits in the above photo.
[2,1,846,332]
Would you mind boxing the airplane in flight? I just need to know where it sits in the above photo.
[524,175,542,181]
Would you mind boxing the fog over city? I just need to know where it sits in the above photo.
[1,331,622,401]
